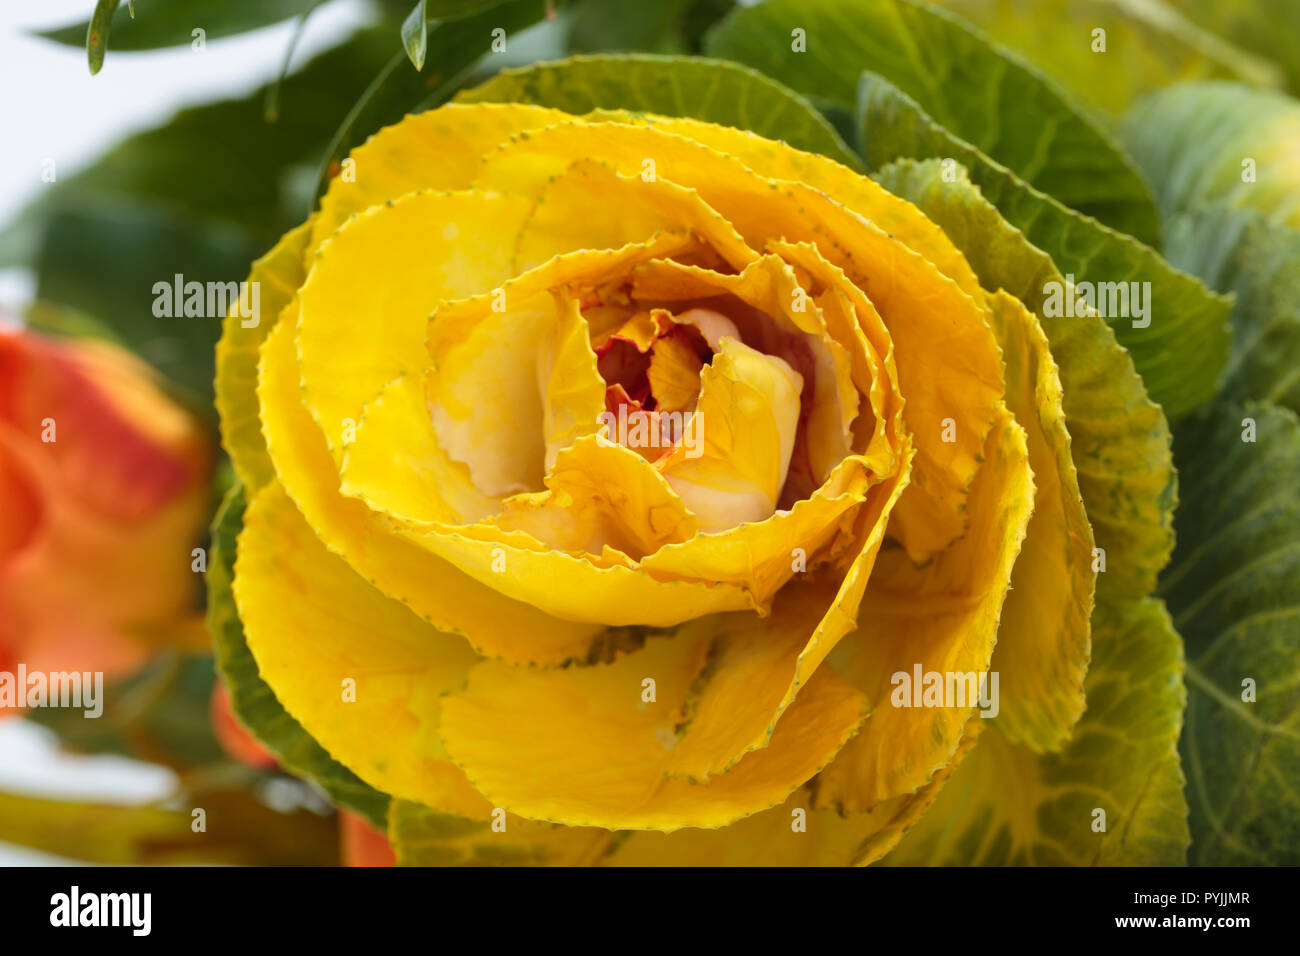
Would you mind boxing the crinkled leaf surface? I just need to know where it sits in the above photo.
[1159,402,1300,864]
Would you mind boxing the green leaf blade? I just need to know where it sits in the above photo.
[455,52,862,170]
[1160,402,1300,864]
[1165,203,1300,416]
[1121,81,1300,230]
[706,0,1161,245]
[858,72,1231,420]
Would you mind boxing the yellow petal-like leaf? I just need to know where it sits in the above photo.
[311,102,571,254]
[816,405,1034,809]
[234,481,485,814]
[438,627,868,831]
[298,189,531,468]
[215,219,313,490]
[985,291,1094,752]
[659,336,803,531]
[258,309,604,665]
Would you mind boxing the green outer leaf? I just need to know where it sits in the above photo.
[883,597,1188,865]
[705,0,1161,245]
[925,0,1282,115]
[873,158,1174,603]
[858,73,1231,420]
[1121,80,1300,230]
[1164,203,1300,415]
[207,483,391,828]
[1159,402,1300,864]
[454,53,862,171]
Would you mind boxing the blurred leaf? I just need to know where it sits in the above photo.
[264,2,326,122]
[1121,81,1300,230]
[1159,401,1300,864]
[565,0,734,54]
[207,484,392,828]
[0,785,337,865]
[706,0,1162,246]
[1165,203,1300,414]
[456,53,861,170]
[856,72,1231,420]
[33,203,262,401]
[566,0,689,53]
[314,0,548,201]
[924,0,1281,114]
[1169,0,1300,94]
[25,653,225,771]
[41,0,318,72]
[4,26,401,264]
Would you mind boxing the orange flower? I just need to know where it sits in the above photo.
[0,327,213,687]
[209,682,277,769]
[339,811,395,867]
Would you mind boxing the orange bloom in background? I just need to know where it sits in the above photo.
[339,812,395,867]
[0,326,214,687]
[209,682,278,770]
